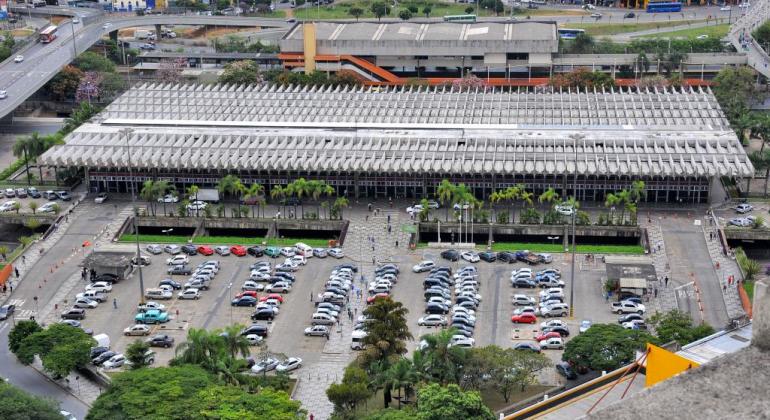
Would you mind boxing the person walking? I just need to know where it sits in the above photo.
[14,267,19,278]
[113,298,118,309]
[664,276,669,288]
[395,240,399,248]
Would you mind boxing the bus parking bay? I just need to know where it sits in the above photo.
[73,245,351,369]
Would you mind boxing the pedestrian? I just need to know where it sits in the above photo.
[22,255,26,265]
[310,291,313,302]
[665,276,669,287]
[310,414,315,420]
[372,245,375,252]
[2,285,6,294]
[604,293,609,302]
[387,214,391,223]
[387,225,392,234]
[368,203,372,212]
[372,256,375,265]
[654,288,658,298]
[14,267,19,278]
[113,298,118,309]
[395,240,399,248]
[365,215,369,221]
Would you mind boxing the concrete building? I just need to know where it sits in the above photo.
[40,82,752,204]
[277,22,746,86]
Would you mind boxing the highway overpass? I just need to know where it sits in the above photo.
[0,9,291,121]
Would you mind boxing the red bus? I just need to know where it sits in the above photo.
[39,25,58,43]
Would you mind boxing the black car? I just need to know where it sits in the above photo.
[455,296,479,307]
[0,304,15,320]
[455,300,478,310]
[95,273,118,283]
[247,246,264,257]
[334,264,358,273]
[326,287,347,296]
[479,251,496,262]
[424,279,450,289]
[430,267,452,275]
[440,249,460,261]
[375,268,398,277]
[241,324,269,337]
[513,342,541,352]
[273,272,295,282]
[27,188,42,198]
[542,326,570,337]
[61,308,86,320]
[556,362,578,380]
[92,350,116,365]
[167,265,192,275]
[90,346,110,359]
[376,264,399,274]
[451,328,474,338]
[498,252,516,263]
[146,334,175,348]
[159,278,182,289]
[231,296,258,307]
[451,317,475,327]
[618,313,644,324]
[181,244,198,256]
[451,323,474,334]
[251,309,275,321]
[425,303,449,314]
[624,12,635,18]
[512,279,537,288]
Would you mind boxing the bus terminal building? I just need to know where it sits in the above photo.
[40,82,753,204]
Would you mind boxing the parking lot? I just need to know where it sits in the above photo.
[65,246,357,370]
[0,187,75,214]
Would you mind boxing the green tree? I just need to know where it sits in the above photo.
[219,60,262,85]
[74,51,117,73]
[28,200,39,214]
[423,6,432,17]
[399,9,412,20]
[174,327,223,370]
[563,323,657,371]
[361,298,413,368]
[749,149,770,197]
[371,2,390,20]
[218,324,251,360]
[417,328,468,385]
[416,383,495,420]
[465,6,475,13]
[126,339,152,369]
[62,102,100,135]
[8,319,42,354]
[384,358,419,408]
[0,381,64,420]
[327,365,373,415]
[140,180,159,216]
[349,7,364,20]
[46,65,84,101]
[332,196,349,219]
[186,184,201,217]
[99,72,127,100]
[243,183,266,218]
[538,187,560,208]
[713,66,760,122]
[16,323,95,378]
[647,310,715,346]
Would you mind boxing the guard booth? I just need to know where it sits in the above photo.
[619,277,649,299]
[82,245,135,281]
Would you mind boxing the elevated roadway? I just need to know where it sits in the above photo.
[0,8,290,120]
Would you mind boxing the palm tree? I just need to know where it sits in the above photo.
[629,180,646,204]
[538,187,560,209]
[380,358,419,409]
[12,134,38,186]
[154,180,175,216]
[287,178,310,218]
[360,298,412,369]
[186,185,200,217]
[13,202,21,214]
[332,196,349,219]
[218,175,245,216]
[175,328,221,369]
[418,328,468,385]
[605,192,620,224]
[616,189,631,224]
[270,185,286,218]
[28,201,38,214]
[243,183,265,218]
[139,180,158,216]
[218,324,251,360]
[436,179,456,221]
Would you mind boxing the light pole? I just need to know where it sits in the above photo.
[121,127,146,304]
[162,228,173,237]
[70,19,77,59]
[228,282,233,324]
[568,134,583,319]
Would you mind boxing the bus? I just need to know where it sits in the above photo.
[39,25,58,43]
[646,2,682,12]
[557,28,586,40]
[443,14,477,22]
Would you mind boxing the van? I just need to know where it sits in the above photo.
[295,242,313,258]
[93,333,110,349]
[351,330,367,350]
[145,288,173,300]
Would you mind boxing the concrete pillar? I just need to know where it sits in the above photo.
[155,24,162,38]
[753,280,769,351]
[354,173,360,199]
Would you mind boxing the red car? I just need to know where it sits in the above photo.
[534,331,562,342]
[197,245,214,256]
[231,245,247,257]
[259,293,284,303]
[511,313,538,324]
[236,291,258,299]
[367,293,390,304]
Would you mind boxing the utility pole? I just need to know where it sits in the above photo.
[568,134,583,319]
[121,127,145,304]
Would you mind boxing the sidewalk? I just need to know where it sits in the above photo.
[638,219,678,314]
[703,216,745,320]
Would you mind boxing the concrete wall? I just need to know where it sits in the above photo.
[133,216,347,238]
[418,222,640,246]
[753,280,769,351]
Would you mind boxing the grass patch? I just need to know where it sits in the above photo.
[743,280,755,301]
[489,242,644,254]
[119,234,193,244]
[294,0,501,19]
[10,28,35,37]
[119,234,334,247]
[264,237,334,247]
[639,23,730,39]
[566,20,703,36]
[480,385,551,413]
[0,159,27,181]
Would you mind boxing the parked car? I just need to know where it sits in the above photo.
[146,244,163,255]
[479,251,496,262]
[215,246,231,256]
[276,357,302,372]
[513,342,541,352]
[56,191,72,201]
[735,203,754,214]
[135,309,169,324]
[167,265,192,275]
[27,187,41,198]
[538,337,564,350]
[61,308,86,320]
[418,314,447,326]
[177,288,201,300]
[231,296,258,307]
[251,309,276,321]
[413,260,436,273]
[512,294,536,306]
[103,353,127,369]
[146,334,174,348]
[231,245,247,256]
[158,194,179,203]
[164,245,182,256]
[460,251,480,263]
[0,304,16,320]
[265,247,281,258]
[251,357,279,374]
[94,193,108,203]
[138,301,167,312]
[440,249,460,261]
[86,282,113,293]
[247,246,264,257]
[123,324,151,336]
[328,248,344,258]
[556,362,578,379]
[511,313,537,324]
[240,324,269,338]
[304,325,330,337]
[579,319,593,333]
[313,248,328,258]
[73,297,98,309]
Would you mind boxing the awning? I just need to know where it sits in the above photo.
[619,277,648,290]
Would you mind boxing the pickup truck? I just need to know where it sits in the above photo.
[611,301,646,315]
[515,251,540,266]
[135,309,170,324]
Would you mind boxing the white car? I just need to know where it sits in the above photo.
[538,337,564,350]
[0,201,18,212]
[250,271,271,281]
[138,301,166,312]
[280,247,296,257]
[554,204,574,216]
[288,255,307,265]
[729,217,752,227]
[166,255,188,265]
[426,200,440,209]
[102,23,112,29]
[242,281,264,291]
[276,357,302,372]
[123,324,151,336]
[187,200,207,211]
[214,246,230,256]
[86,282,112,293]
[720,5,731,10]
[418,314,447,326]
[735,204,754,214]
[406,204,423,215]
[427,296,452,306]
[72,17,80,23]
[38,202,57,213]
[541,319,569,330]
[590,12,602,18]
[413,260,435,273]
[94,193,108,203]
[448,336,475,348]
[157,194,179,203]
[164,244,182,255]
[579,320,593,333]
[14,55,23,63]
[178,288,201,300]
[251,357,279,374]
[103,353,126,369]
[304,325,330,337]
[461,251,480,263]
[513,306,536,316]
[143,244,162,255]
[266,282,292,293]
[328,248,344,258]
[512,294,536,306]
[246,334,264,346]
[73,297,98,309]
[0,90,7,100]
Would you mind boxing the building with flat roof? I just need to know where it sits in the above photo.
[40,82,752,203]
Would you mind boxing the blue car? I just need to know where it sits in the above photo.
[231,296,258,307]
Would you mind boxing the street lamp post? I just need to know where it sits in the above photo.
[568,134,583,318]
[121,127,146,304]
[70,19,77,59]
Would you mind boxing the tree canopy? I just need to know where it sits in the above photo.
[414,383,495,420]
[562,323,657,371]
[87,365,303,420]
[14,323,95,378]
[219,60,262,85]
[713,66,760,121]
[550,68,616,90]
[0,380,64,420]
[647,310,715,346]
[8,319,42,354]
[73,51,117,73]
